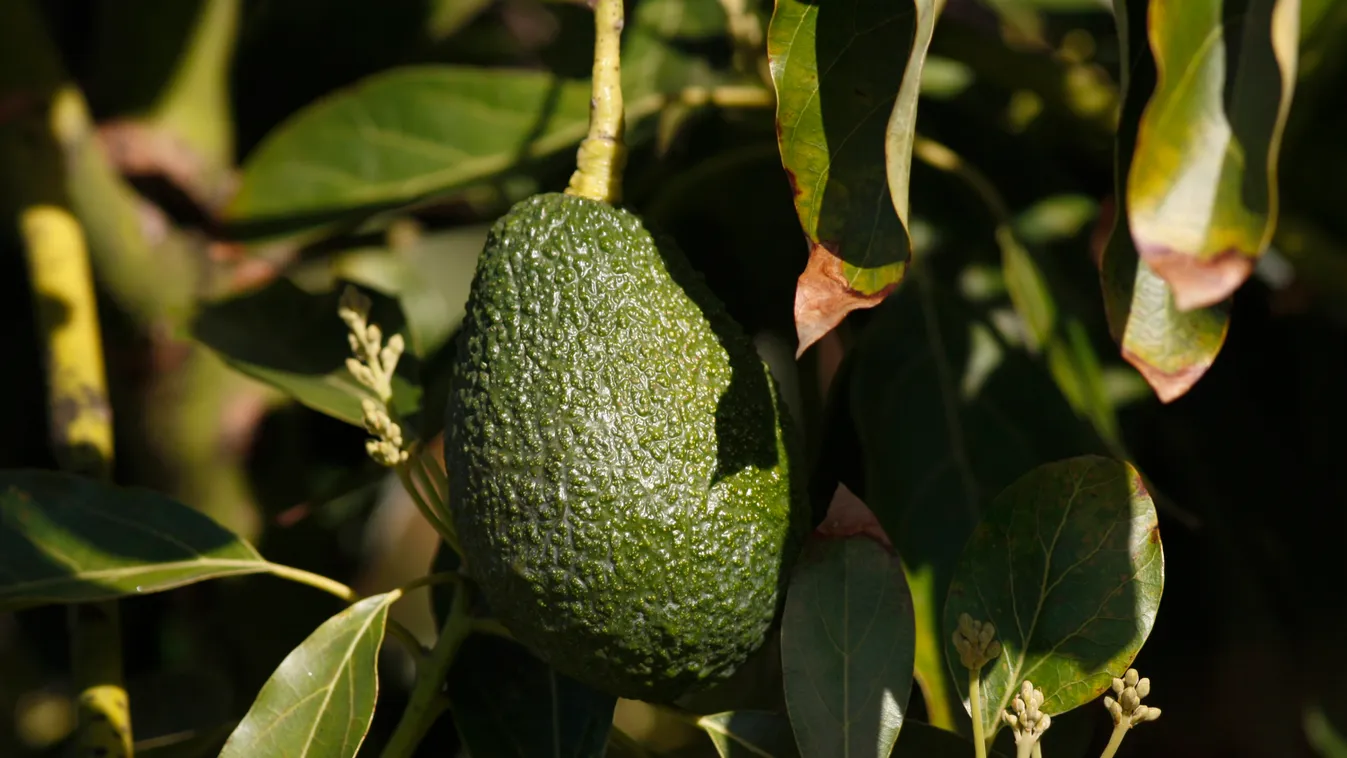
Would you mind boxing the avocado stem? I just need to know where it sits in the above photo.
[565,0,626,204]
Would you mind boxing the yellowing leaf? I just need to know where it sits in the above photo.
[1103,0,1231,402]
[1126,0,1301,309]
[768,0,938,353]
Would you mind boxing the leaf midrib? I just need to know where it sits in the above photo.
[0,557,269,596]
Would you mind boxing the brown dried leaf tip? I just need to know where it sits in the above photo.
[1138,243,1253,312]
[793,241,895,357]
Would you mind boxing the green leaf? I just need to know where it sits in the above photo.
[226,67,597,240]
[1103,0,1230,403]
[447,633,616,758]
[942,456,1164,741]
[1125,0,1300,309]
[780,535,915,757]
[848,263,1104,729]
[767,0,936,349]
[191,278,422,428]
[219,592,399,758]
[226,48,718,242]
[699,711,800,758]
[0,470,269,610]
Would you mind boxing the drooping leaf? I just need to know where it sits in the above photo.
[447,633,616,758]
[219,592,400,758]
[942,456,1164,740]
[699,711,800,758]
[191,278,422,428]
[768,0,938,353]
[1126,0,1300,309]
[1102,0,1230,402]
[0,470,269,610]
[780,534,915,757]
[848,263,1104,729]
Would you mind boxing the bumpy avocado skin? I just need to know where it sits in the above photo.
[446,192,807,702]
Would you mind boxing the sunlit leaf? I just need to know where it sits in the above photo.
[1102,0,1230,402]
[0,470,269,610]
[1126,0,1300,309]
[768,0,937,353]
[447,633,615,757]
[943,456,1164,740]
[220,592,400,758]
[781,533,915,757]
[192,279,422,427]
[699,711,800,758]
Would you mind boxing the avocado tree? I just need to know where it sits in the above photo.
[0,0,1340,757]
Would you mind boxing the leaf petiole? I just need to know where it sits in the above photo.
[263,562,360,603]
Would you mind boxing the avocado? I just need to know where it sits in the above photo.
[446,192,807,701]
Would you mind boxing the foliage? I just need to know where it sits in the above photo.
[2,0,1345,756]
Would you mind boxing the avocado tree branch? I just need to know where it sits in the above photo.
[565,0,627,204]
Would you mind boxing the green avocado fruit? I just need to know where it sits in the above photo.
[445,192,808,702]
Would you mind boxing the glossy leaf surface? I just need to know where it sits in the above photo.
[768,0,936,352]
[1103,0,1230,402]
[700,711,800,758]
[0,470,268,610]
[1127,0,1300,309]
[781,534,915,757]
[447,633,615,758]
[220,592,399,758]
[192,279,421,427]
[943,456,1164,739]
